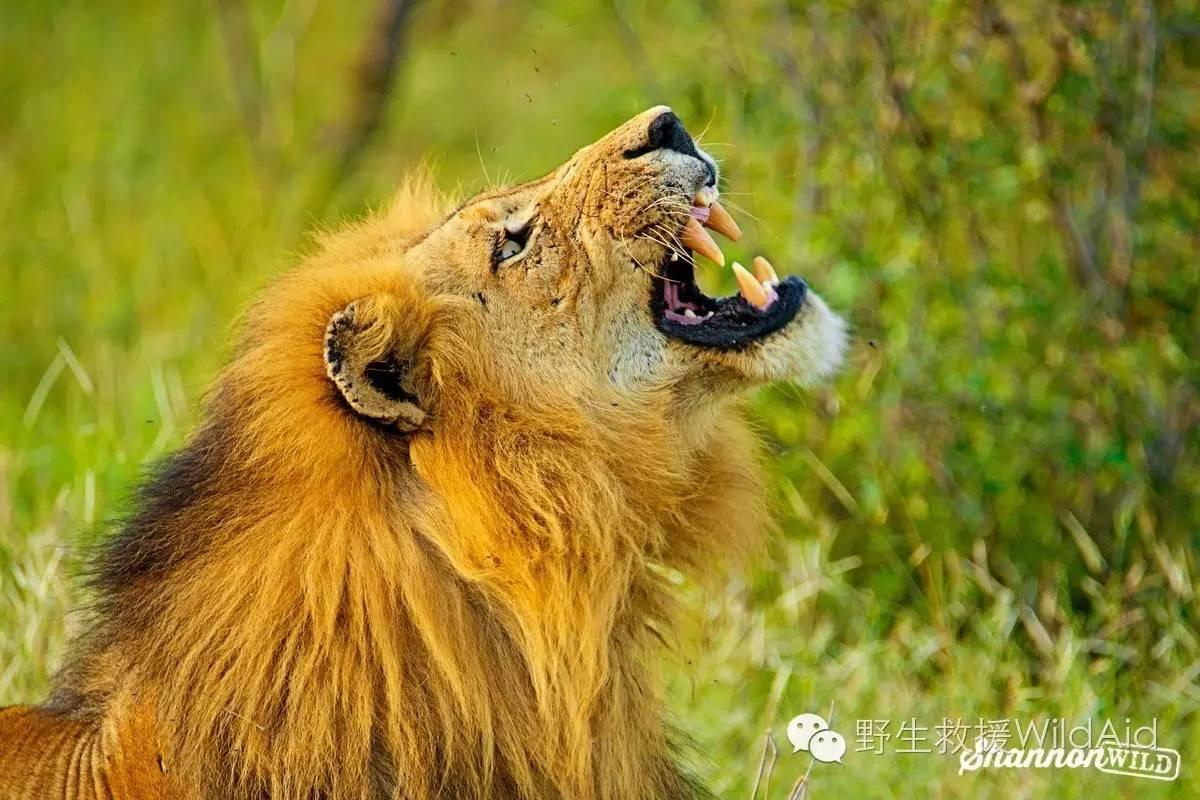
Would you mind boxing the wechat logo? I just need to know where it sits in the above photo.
[787,712,847,764]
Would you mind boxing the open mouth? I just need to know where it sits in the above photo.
[649,191,807,349]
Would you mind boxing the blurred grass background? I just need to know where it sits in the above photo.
[1,0,1198,797]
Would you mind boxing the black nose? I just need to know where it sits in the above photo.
[645,111,694,155]
[624,112,716,185]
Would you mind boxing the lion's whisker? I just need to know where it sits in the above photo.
[714,197,762,224]
[637,229,688,265]
[617,228,667,281]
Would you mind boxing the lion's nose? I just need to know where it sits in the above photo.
[625,110,718,186]
[645,111,694,155]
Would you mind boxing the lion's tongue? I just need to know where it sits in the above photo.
[664,308,709,325]
[662,278,711,325]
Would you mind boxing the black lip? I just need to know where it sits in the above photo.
[650,255,808,350]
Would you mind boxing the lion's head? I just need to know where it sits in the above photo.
[321,106,844,434]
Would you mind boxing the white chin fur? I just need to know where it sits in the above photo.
[747,291,847,386]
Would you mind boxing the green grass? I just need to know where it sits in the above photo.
[2,1,1198,797]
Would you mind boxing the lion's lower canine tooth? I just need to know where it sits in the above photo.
[732,262,770,309]
[752,256,779,286]
[705,202,742,242]
[681,217,725,265]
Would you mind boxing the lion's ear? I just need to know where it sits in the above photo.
[324,297,426,432]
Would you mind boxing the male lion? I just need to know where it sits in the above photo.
[0,107,844,799]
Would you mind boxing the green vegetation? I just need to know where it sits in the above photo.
[1,1,1196,797]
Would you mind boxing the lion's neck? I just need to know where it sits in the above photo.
[79,397,764,799]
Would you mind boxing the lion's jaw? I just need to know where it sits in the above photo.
[408,106,845,413]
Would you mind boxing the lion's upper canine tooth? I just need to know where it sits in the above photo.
[692,186,716,208]
[705,202,742,242]
[732,262,770,309]
[752,256,779,286]
[681,217,725,266]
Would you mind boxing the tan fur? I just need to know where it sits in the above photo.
[0,689,179,798]
[0,108,844,799]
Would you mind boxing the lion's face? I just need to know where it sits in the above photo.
[406,107,844,399]
[320,108,844,432]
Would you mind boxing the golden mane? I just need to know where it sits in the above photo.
[51,179,767,799]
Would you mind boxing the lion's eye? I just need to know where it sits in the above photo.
[493,218,535,266]
[499,238,523,260]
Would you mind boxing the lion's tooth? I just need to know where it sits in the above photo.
[683,308,696,318]
[752,256,779,286]
[681,217,725,265]
[704,202,742,242]
[692,186,716,208]
[732,262,770,309]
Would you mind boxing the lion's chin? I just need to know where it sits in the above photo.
[667,289,846,392]
[743,290,847,386]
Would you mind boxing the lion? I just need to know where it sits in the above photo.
[0,107,844,799]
